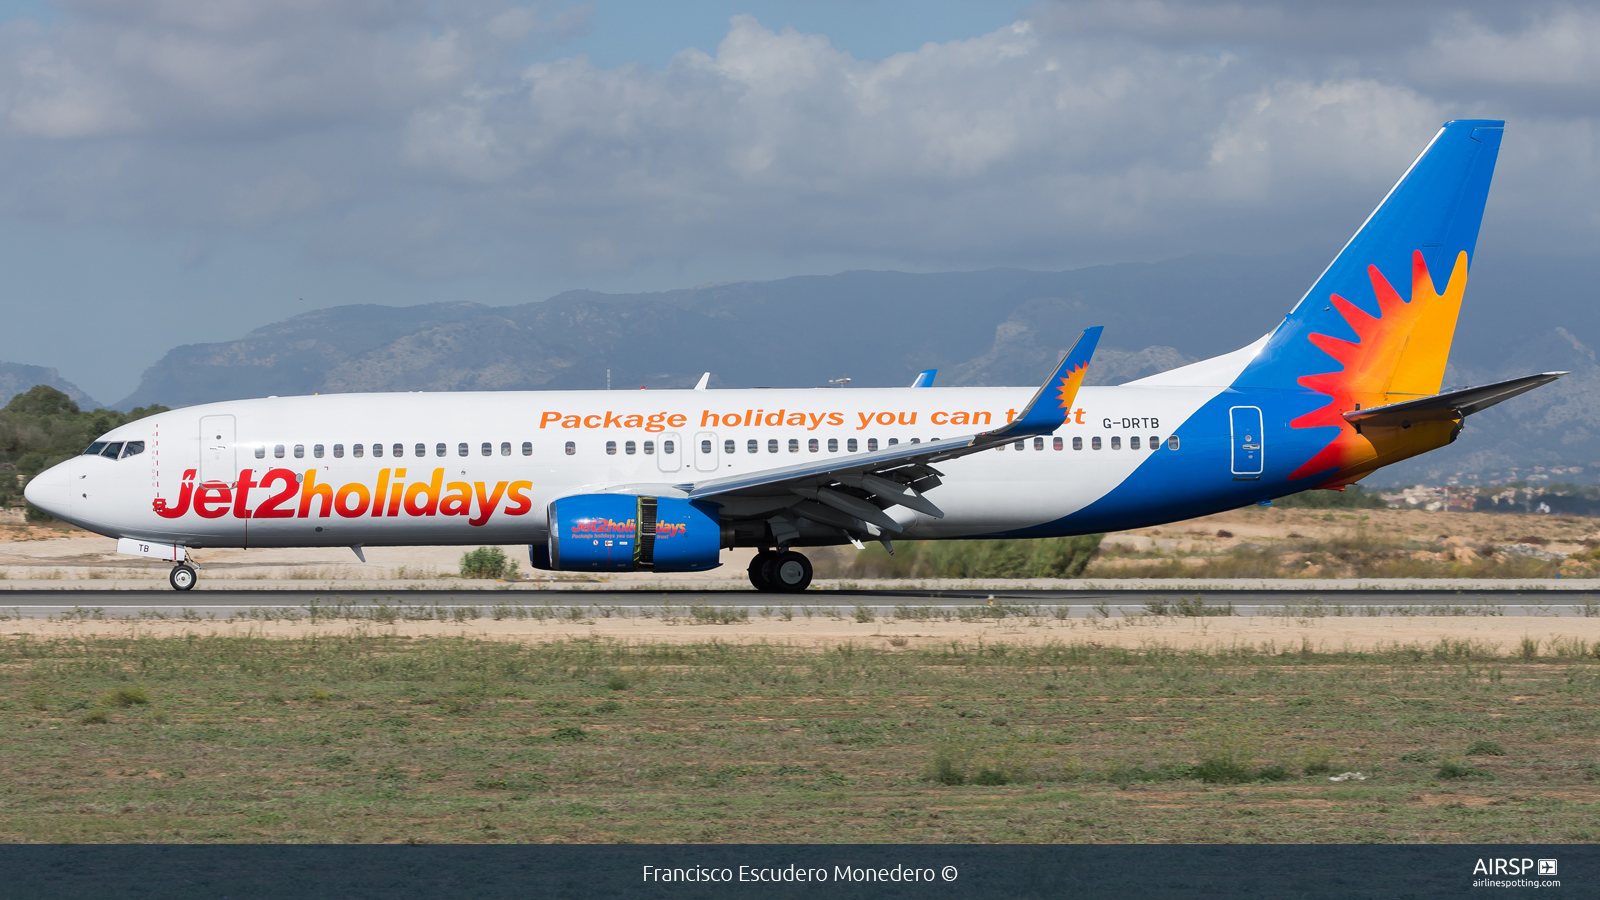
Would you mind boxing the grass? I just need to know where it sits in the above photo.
[2,633,1598,843]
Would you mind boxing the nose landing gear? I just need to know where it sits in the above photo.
[747,549,813,593]
[169,564,197,591]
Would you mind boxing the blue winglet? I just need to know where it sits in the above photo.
[910,369,937,388]
[985,326,1103,437]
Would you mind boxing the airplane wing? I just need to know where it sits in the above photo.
[670,327,1102,540]
[1343,372,1566,428]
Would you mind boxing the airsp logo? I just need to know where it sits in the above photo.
[1472,858,1554,876]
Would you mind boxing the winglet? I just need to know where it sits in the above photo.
[693,372,710,391]
[910,369,937,388]
[985,326,1103,438]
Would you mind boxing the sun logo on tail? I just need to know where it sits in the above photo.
[1289,250,1470,482]
[1056,363,1089,409]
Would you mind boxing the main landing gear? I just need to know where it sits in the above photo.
[169,564,197,591]
[748,549,813,593]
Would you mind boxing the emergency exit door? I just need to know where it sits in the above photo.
[199,415,236,484]
[1229,406,1263,480]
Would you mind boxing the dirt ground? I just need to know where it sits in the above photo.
[10,613,1600,654]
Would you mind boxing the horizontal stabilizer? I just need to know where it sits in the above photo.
[1343,372,1566,427]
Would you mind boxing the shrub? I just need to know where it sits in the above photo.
[79,709,109,725]
[1437,760,1492,780]
[459,547,519,580]
[927,747,968,785]
[1466,740,1506,757]
[1302,747,1336,775]
[1274,486,1387,509]
[604,673,632,691]
[549,726,588,742]
[972,768,1011,786]
[830,534,1104,580]
[99,687,149,707]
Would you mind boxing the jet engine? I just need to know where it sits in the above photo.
[541,494,724,572]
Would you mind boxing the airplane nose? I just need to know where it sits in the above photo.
[23,459,74,518]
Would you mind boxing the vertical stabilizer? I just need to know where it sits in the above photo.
[1236,119,1503,396]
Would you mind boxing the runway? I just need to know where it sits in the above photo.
[3,587,1596,618]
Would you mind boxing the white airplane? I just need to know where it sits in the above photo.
[26,119,1561,592]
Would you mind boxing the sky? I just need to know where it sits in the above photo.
[0,0,1596,403]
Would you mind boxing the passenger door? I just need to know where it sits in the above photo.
[656,433,682,473]
[1229,406,1264,480]
[199,415,236,484]
[694,431,719,472]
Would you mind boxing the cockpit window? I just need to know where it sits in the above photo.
[100,442,124,459]
[120,441,145,459]
[83,442,107,456]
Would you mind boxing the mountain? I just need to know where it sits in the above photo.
[0,362,100,410]
[118,252,1324,409]
[113,250,1600,483]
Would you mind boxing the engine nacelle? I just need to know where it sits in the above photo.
[545,494,723,572]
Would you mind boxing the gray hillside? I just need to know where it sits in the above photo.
[113,250,1600,483]
[0,362,101,410]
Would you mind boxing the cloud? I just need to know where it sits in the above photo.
[0,0,1595,282]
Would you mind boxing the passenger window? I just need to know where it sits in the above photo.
[1111,436,1121,450]
[808,438,818,452]
[121,441,145,459]
[1130,436,1140,450]
[1150,435,1159,451]
[663,440,674,455]
[333,444,344,458]
[888,438,898,446]
[625,441,637,455]
[437,443,447,457]
[253,445,265,459]
[271,444,283,459]
[415,443,425,457]
[867,438,878,451]
[481,443,491,457]
[565,441,575,455]
[788,439,799,453]
[1073,437,1082,450]
[768,439,778,453]
[294,444,305,458]
[458,443,468,457]
[84,441,107,456]
[701,440,712,455]
[522,442,532,456]
[607,441,617,455]
[354,444,365,458]
[724,439,734,454]
[1168,436,1180,450]
[644,441,655,455]
[314,444,324,458]
[747,439,757,454]
[910,438,920,444]
[1091,437,1101,450]
[847,438,857,452]
[101,441,124,458]
[827,438,838,452]
[1053,437,1063,450]
[392,443,403,457]
[500,442,510,456]
[373,444,384,458]
[1033,437,1043,451]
